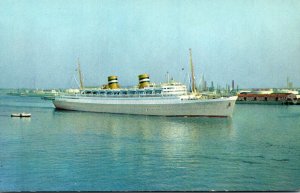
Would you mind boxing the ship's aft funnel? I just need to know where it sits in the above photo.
[108,75,120,89]
[138,74,150,89]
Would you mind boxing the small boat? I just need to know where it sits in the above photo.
[11,113,31,117]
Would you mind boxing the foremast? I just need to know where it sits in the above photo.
[77,58,84,90]
[189,48,196,93]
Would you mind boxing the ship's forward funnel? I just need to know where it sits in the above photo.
[108,75,120,89]
[138,74,150,89]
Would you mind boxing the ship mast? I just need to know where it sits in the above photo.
[77,58,84,90]
[189,48,196,93]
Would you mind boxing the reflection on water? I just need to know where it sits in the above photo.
[10,117,31,124]
[52,109,234,143]
[1,96,300,191]
[51,110,235,179]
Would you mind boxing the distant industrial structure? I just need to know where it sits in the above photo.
[192,72,238,97]
[287,77,293,89]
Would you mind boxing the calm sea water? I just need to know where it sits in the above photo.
[0,93,299,191]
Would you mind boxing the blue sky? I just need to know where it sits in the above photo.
[0,0,299,89]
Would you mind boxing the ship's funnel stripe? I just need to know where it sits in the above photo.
[139,80,150,84]
[108,76,118,80]
[108,80,119,84]
[139,78,150,83]
[139,74,149,78]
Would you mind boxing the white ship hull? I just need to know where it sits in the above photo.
[53,96,238,117]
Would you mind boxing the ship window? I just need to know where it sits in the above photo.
[276,97,278,101]
[155,90,162,94]
[107,91,112,95]
[85,91,92,94]
[92,91,98,95]
[265,97,267,101]
[254,97,257,101]
[146,90,152,94]
[122,91,128,95]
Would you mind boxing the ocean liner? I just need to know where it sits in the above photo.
[53,49,237,117]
